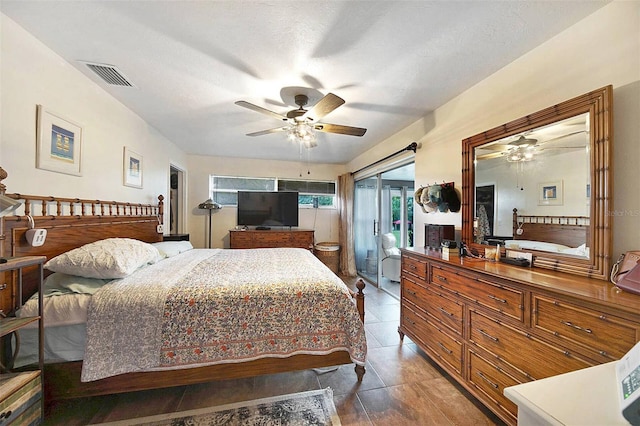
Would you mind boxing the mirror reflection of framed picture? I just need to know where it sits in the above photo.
[123,147,143,188]
[36,105,83,176]
[538,180,563,206]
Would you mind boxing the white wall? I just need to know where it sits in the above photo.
[0,14,187,217]
[187,155,346,248]
[348,1,640,258]
[477,149,589,237]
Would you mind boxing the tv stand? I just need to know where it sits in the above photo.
[229,229,314,250]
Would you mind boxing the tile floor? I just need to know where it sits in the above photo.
[43,277,504,425]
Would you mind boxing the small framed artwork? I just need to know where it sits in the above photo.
[538,180,563,206]
[36,105,83,176]
[123,147,143,188]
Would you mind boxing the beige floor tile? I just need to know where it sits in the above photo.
[365,303,400,323]
[365,321,406,347]
[415,377,503,426]
[357,383,454,426]
[317,361,385,396]
[333,392,373,426]
[366,345,442,387]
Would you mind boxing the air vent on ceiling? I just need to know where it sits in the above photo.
[79,61,135,87]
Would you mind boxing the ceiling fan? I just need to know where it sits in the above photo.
[235,92,367,148]
[477,130,587,161]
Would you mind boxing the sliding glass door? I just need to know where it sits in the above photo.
[354,162,414,298]
[354,177,379,287]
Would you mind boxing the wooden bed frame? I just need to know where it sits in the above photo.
[0,168,365,403]
[512,208,589,249]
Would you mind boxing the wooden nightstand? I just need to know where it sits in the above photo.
[0,256,45,425]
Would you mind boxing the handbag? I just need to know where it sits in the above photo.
[614,260,640,296]
[611,251,640,284]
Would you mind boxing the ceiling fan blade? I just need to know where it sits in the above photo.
[303,93,345,121]
[475,151,505,160]
[539,130,586,145]
[314,123,367,137]
[246,127,288,137]
[235,101,287,121]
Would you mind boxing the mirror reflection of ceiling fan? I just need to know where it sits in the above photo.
[476,130,587,162]
[235,91,367,148]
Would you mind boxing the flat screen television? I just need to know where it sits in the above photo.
[237,191,299,228]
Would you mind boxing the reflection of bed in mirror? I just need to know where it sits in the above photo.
[507,208,590,257]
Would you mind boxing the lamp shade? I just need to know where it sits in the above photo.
[0,194,22,217]
[198,199,222,210]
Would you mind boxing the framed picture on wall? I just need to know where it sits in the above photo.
[36,105,83,176]
[123,147,143,188]
[538,180,563,206]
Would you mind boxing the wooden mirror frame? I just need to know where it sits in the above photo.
[461,85,613,280]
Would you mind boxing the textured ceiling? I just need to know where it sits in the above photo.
[1,1,608,164]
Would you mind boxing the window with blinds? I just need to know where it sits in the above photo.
[210,176,336,208]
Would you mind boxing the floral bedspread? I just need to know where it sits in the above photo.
[81,248,366,382]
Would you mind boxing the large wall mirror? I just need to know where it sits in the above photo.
[462,86,612,280]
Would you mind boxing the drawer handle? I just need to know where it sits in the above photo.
[439,307,454,317]
[403,316,416,326]
[409,264,417,270]
[478,329,499,342]
[435,275,448,283]
[437,342,453,355]
[487,294,507,304]
[560,321,592,334]
[599,350,608,357]
[406,290,417,297]
[477,372,499,389]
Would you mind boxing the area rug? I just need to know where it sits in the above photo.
[95,387,341,426]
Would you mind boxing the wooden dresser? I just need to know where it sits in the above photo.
[400,247,640,425]
[229,229,314,250]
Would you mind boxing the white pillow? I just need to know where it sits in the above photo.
[45,238,159,279]
[39,272,112,297]
[504,240,570,253]
[151,241,193,258]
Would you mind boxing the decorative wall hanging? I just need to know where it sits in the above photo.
[415,182,460,213]
[538,180,563,206]
[36,105,83,176]
[123,147,143,188]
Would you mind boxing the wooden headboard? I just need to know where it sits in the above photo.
[512,208,589,248]
[0,167,163,313]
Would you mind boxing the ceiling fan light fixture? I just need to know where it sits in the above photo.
[287,122,317,148]
[506,146,535,162]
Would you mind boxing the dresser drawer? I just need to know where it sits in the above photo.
[468,349,519,422]
[422,317,463,375]
[402,254,427,279]
[401,301,430,345]
[431,264,524,322]
[422,286,464,336]
[258,233,291,247]
[230,232,253,248]
[402,276,429,311]
[469,310,593,380]
[533,295,640,362]
[290,232,313,248]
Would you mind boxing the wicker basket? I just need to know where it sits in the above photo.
[314,242,341,274]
